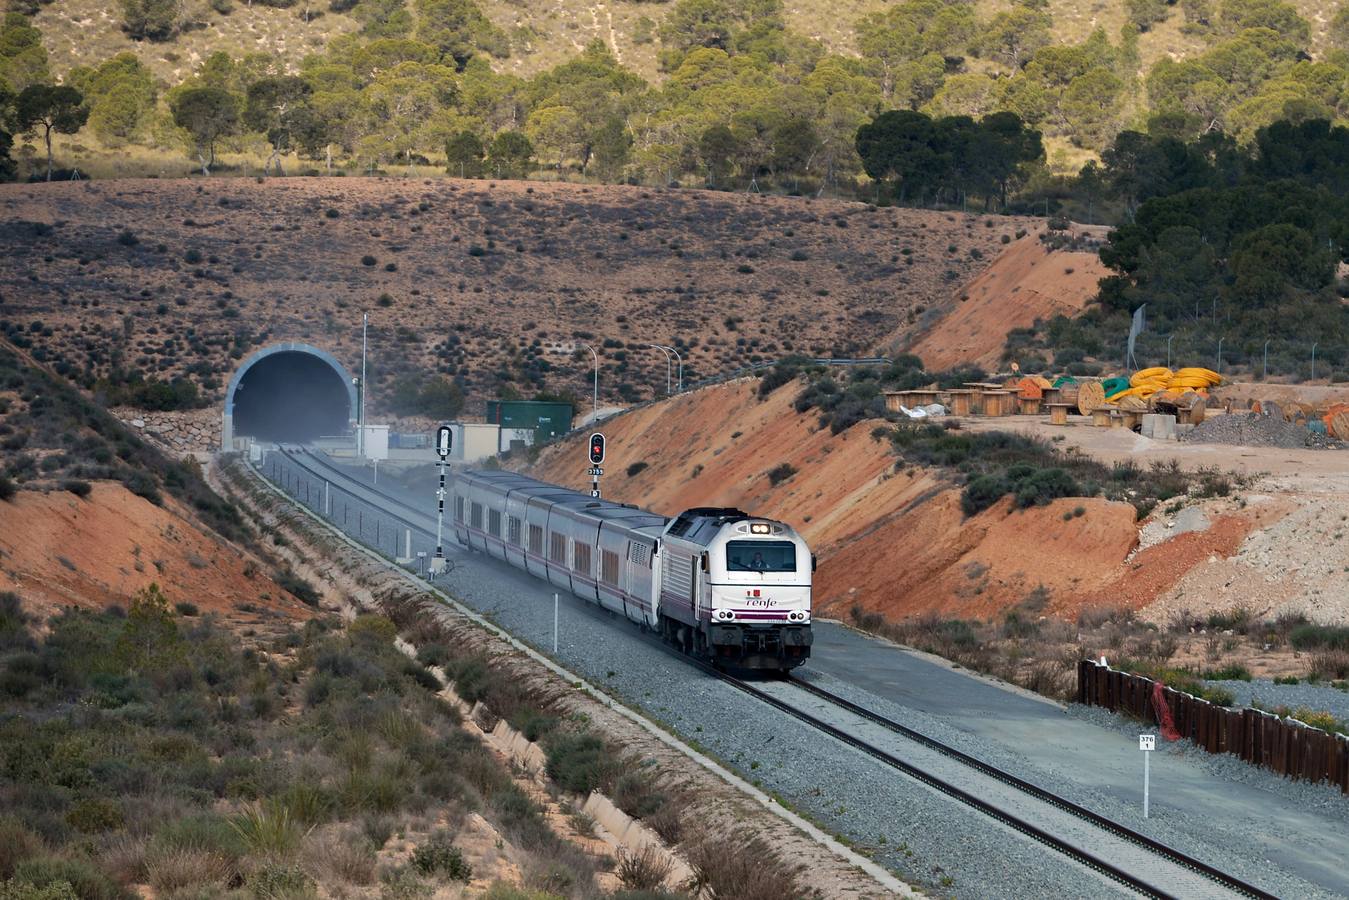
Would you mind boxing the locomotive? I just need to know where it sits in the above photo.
[452,469,814,670]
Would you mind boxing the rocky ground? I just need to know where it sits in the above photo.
[0,178,1039,414]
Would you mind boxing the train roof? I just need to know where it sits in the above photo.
[460,468,668,534]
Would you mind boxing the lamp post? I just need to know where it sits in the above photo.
[1166,335,1173,370]
[647,344,673,395]
[580,342,598,423]
[669,345,684,392]
[1312,342,1319,381]
[1263,340,1270,380]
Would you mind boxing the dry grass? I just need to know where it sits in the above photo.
[684,834,805,900]
[144,847,234,894]
[615,847,671,891]
[302,829,376,886]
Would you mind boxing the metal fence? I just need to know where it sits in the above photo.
[1077,660,1349,793]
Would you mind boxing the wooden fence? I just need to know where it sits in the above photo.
[1077,660,1349,793]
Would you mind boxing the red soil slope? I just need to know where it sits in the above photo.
[527,380,1260,622]
[896,227,1111,371]
[0,482,306,623]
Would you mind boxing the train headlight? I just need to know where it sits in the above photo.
[716,609,735,621]
[749,523,770,534]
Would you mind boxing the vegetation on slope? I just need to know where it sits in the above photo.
[4,0,1349,189]
[1002,122,1349,377]
[0,590,597,898]
[0,343,246,541]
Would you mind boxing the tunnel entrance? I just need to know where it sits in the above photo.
[222,343,357,448]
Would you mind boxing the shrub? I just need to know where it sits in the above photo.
[248,863,313,899]
[143,848,232,895]
[615,848,670,891]
[0,820,44,879]
[684,835,800,900]
[174,602,198,617]
[0,475,15,501]
[625,462,648,478]
[360,255,377,267]
[274,571,320,608]
[60,481,91,499]
[12,858,124,900]
[765,463,797,486]
[116,231,139,247]
[411,835,472,882]
[1290,624,1349,651]
[229,803,303,856]
[961,475,1007,516]
[65,799,123,834]
[184,249,202,264]
[545,732,614,794]
[1201,665,1252,681]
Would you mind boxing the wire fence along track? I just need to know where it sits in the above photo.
[260,447,1272,900]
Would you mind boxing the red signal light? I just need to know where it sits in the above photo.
[588,432,606,464]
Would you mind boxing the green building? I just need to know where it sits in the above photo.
[485,400,575,442]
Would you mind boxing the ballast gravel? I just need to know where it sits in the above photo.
[268,454,1340,898]
[1207,677,1349,728]
[1183,412,1341,449]
[268,454,1125,897]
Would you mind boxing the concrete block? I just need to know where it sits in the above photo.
[1141,413,1176,440]
[1174,422,1195,439]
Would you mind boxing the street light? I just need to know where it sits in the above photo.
[359,312,368,457]
[647,344,673,395]
[648,344,684,394]
[579,343,599,424]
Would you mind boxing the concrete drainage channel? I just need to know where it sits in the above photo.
[242,450,917,897]
[256,447,1281,898]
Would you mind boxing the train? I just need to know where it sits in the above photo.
[451,469,814,670]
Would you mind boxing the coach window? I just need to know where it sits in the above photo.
[573,542,591,575]
[507,516,521,546]
[454,496,465,522]
[488,509,502,537]
[529,524,544,555]
[550,532,567,565]
[601,550,620,586]
[470,502,483,530]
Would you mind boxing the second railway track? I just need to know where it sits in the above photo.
[264,446,1275,900]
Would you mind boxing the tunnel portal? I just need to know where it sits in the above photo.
[222,343,357,448]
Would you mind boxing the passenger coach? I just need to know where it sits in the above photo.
[452,470,814,670]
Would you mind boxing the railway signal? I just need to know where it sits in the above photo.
[588,432,605,498]
[431,424,452,575]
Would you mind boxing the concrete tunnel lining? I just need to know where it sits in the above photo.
[222,342,358,449]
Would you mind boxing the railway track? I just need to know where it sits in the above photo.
[263,446,1274,900]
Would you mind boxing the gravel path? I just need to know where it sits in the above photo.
[265,452,1343,898]
[1207,677,1349,724]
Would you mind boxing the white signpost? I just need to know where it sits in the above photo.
[431,425,452,576]
[1139,733,1156,818]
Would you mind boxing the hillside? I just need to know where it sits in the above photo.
[893,224,1111,372]
[27,0,1346,87]
[0,177,1040,412]
[525,377,1349,628]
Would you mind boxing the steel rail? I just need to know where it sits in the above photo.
[780,677,1274,899]
[262,447,1274,900]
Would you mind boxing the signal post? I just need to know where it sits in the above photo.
[588,432,605,498]
[431,424,452,575]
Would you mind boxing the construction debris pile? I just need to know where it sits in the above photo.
[1182,413,1339,449]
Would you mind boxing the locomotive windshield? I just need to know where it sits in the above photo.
[726,540,797,573]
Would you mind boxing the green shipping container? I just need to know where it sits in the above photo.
[485,400,575,442]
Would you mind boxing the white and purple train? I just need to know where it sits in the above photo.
[452,470,814,670]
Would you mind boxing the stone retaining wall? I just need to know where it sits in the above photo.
[113,406,221,455]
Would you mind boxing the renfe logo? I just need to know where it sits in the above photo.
[745,591,776,607]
